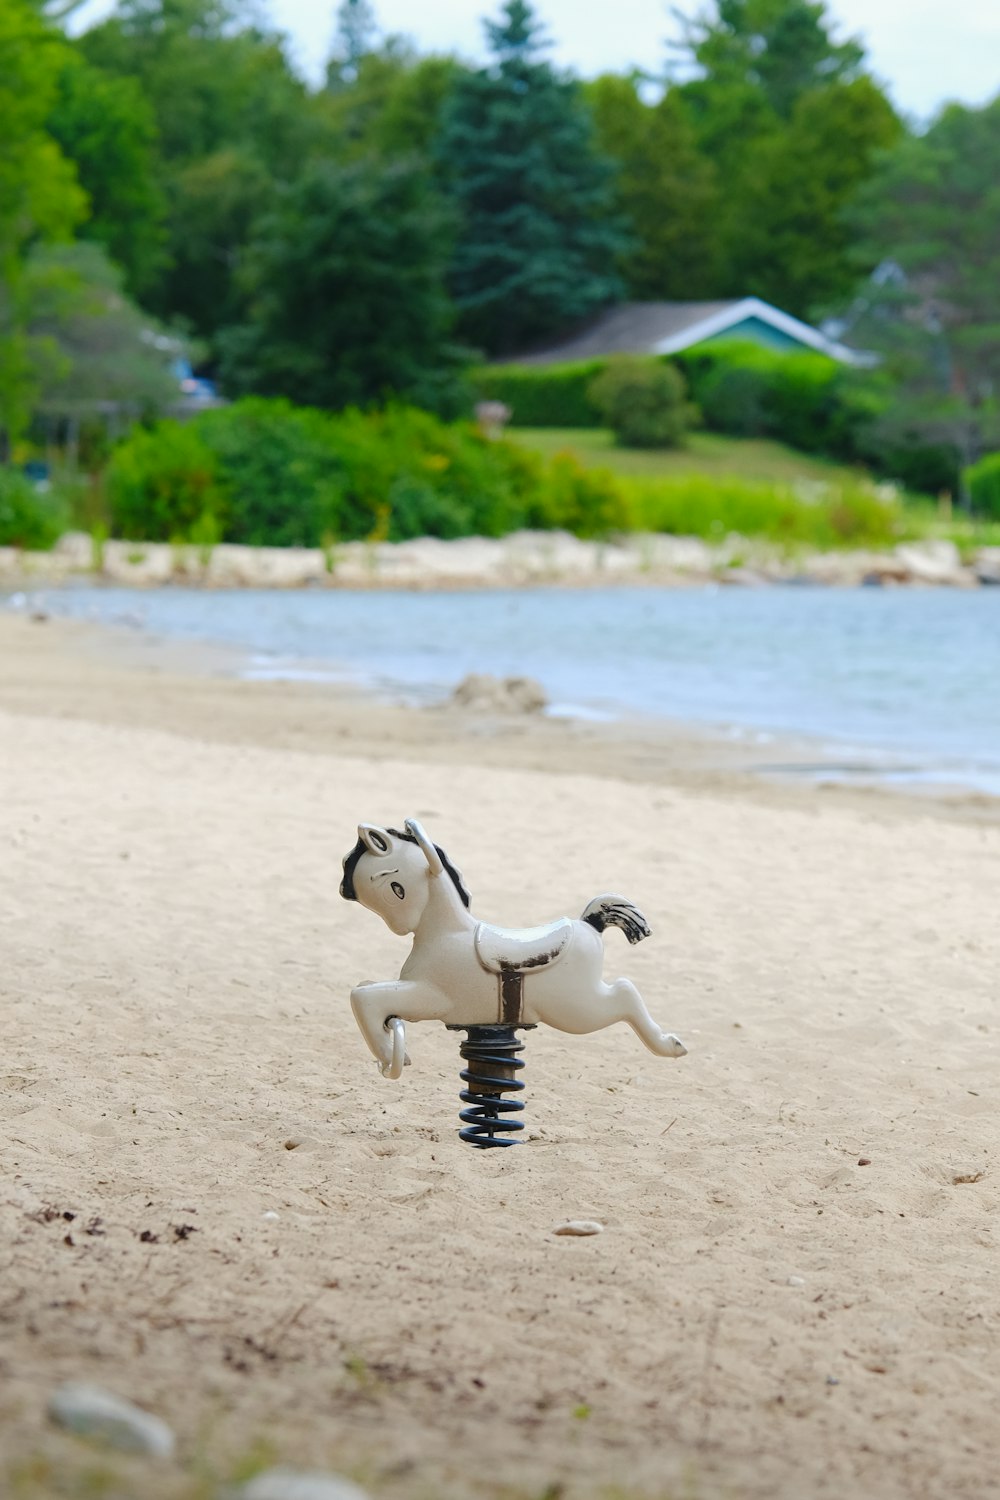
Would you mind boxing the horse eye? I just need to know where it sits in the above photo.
[391,882,405,900]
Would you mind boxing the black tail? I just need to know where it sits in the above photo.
[581,894,651,945]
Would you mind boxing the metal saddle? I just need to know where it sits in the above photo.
[474,917,573,976]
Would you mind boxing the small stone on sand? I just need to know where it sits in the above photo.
[553,1220,604,1236]
[48,1381,175,1457]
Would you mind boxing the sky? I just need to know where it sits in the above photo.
[71,0,1000,125]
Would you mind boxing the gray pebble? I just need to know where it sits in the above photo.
[553,1220,604,1237]
[48,1381,175,1458]
[239,1470,370,1500]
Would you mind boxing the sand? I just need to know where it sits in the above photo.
[2,611,1000,1500]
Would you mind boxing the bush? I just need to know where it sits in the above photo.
[101,398,628,546]
[588,358,692,449]
[674,340,873,461]
[105,423,224,542]
[473,361,606,428]
[196,399,345,547]
[0,468,70,549]
[966,452,1000,519]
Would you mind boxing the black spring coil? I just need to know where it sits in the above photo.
[456,1024,526,1148]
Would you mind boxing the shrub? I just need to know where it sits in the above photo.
[534,453,634,537]
[966,452,1000,519]
[696,355,773,437]
[196,399,345,547]
[105,423,224,542]
[674,340,876,462]
[101,398,625,546]
[473,361,606,428]
[0,468,70,549]
[587,358,692,449]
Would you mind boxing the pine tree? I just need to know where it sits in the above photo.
[328,0,378,88]
[436,0,624,357]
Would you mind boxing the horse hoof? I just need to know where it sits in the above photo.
[662,1034,687,1057]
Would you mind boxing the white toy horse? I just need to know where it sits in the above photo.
[341,819,687,1079]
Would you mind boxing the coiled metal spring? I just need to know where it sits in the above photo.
[456,1024,526,1148]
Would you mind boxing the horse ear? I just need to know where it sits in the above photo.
[358,823,392,855]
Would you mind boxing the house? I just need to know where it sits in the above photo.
[504,297,871,367]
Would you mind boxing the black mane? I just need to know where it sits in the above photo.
[340,827,471,908]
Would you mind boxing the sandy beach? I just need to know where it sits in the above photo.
[2,610,1000,1500]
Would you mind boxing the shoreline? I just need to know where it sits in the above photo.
[2,609,998,825]
[3,526,1000,590]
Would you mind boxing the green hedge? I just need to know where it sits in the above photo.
[472,360,606,428]
[103,398,632,546]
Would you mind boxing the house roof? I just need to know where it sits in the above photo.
[504,297,869,366]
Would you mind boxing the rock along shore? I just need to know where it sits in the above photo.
[3,529,1000,590]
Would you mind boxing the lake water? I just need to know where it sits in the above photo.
[11,583,1000,793]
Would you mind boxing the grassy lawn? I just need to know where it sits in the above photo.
[508,426,873,488]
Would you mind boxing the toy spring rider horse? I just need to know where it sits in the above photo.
[341,819,687,1148]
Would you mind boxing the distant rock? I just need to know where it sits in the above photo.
[238,1469,370,1500]
[48,1381,175,1457]
[974,547,1000,585]
[894,539,972,586]
[450,672,548,714]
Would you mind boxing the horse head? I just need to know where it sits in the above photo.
[340,820,470,936]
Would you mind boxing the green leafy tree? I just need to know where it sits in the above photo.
[28,241,179,420]
[436,0,624,356]
[0,0,86,445]
[586,74,720,299]
[78,0,327,332]
[669,0,896,311]
[323,42,462,159]
[846,97,1000,490]
[729,76,900,315]
[673,0,865,127]
[216,156,465,411]
[47,53,167,300]
[327,0,379,87]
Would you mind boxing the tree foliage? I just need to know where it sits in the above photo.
[846,97,1000,484]
[216,156,464,411]
[668,0,896,315]
[587,75,720,299]
[436,0,624,356]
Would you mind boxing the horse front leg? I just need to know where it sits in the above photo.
[350,979,446,1078]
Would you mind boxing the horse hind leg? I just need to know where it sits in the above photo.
[610,978,687,1058]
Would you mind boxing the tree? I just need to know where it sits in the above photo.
[668,0,897,310]
[586,74,720,299]
[47,53,167,300]
[728,76,900,315]
[0,0,87,444]
[436,0,624,356]
[846,97,1000,490]
[327,0,379,87]
[323,42,462,159]
[216,156,465,411]
[27,241,179,419]
[673,0,865,126]
[78,0,327,332]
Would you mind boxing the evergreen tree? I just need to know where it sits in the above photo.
[436,0,624,356]
[327,0,379,88]
[216,156,465,411]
